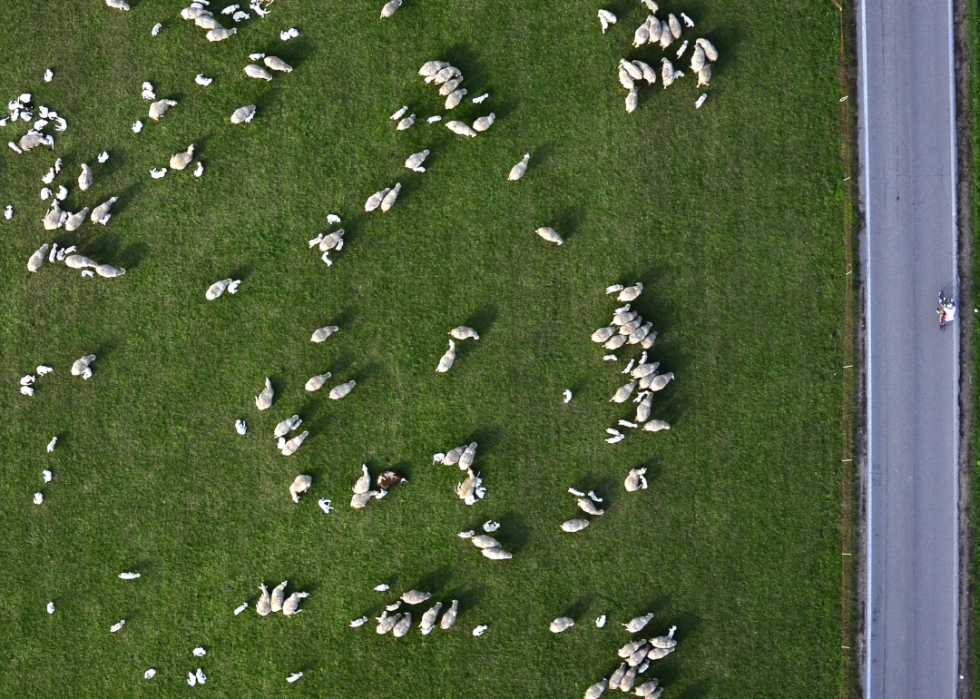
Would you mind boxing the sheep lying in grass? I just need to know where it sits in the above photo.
[550,617,574,633]
[380,0,402,18]
[392,612,412,636]
[270,581,288,612]
[561,518,589,532]
[405,150,429,172]
[281,431,309,456]
[170,145,195,170]
[256,584,272,616]
[91,197,118,225]
[70,354,96,379]
[446,120,477,137]
[230,104,256,124]
[598,9,617,32]
[148,99,177,121]
[78,164,93,191]
[289,475,312,501]
[455,469,486,504]
[27,244,49,272]
[255,378,274,410]
[536,227,564,245]
[624,467,648,491]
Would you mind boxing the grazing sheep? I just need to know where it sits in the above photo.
[78,164,93,191]
[405,150,429,172]
[311,325,339,343]
[659,19,674,48]
[585,678,609,699]
[207,26,237,41]
[609,663,628,691]
[396,114,416,130]
[633,23,649,47]
[617,282,643,302]
[70,354,96,377]
[256,584,272,616]
[419,60,449,76]
[696,37,719,62]
[443,445,466,466]
[350,490,380,508]
[592,326,618,343]
[206,279,231,299]
[196,14,222,29]
[439,77,464,96]
[635,393,654,423]
[625,87,638,113]
[27,244,49,272]
[668,13,682,39]
[472,113,495,132]
[270,581,288,612]
[624,613,654,633]
[305,372,332,391]
[612,309,637,326]
[365,188,391,211]
[401,590,431,605]
[436,340,456,372]
[690,45,706,73]
[420,602,443,634]
[471,534,500,549]
[431,66,461,84]
[170,145,195,170]
[329,380,356,400]
[43,202,62,230]
[619,319,643,335]
[624,467,648,492]
[459,442,478,469]
[96,264,125,278]
[380,183,401,212]
[508,153,530,180]
[445,89,467,110]
[450,326,479,340]
[550,617,575,633]
[380,0,402,17]
[634,61,657,85]
[603,334,628,350]
[536,227,564,245]
[647,646,673,660]
[65,254,97,269]
[376,612,400,634]
[643,420,670,432]
[647,372,674,391]
[598,9,617,33]
[353,464,371,494]
[577,498,604,516]
[244,64,274,81]
[661,58,676,87]
[283,591,309,616]
[650,635,677,649]
[482,547,513,560]
[148,99,177,121]
[65,208,90,232]
[561,518,590,532]
[446,120,478,137]
[391,611,413,637]
[281,431,309,456]
[90,197,118,224]
[230,104,256,124]
[640,331,658,349]
[645,15,661,44]
[620,59,643,81]
[697,63,711,87]
[635,680,661,697]
[620,666,639,692]
[440,600,459,629]
[619,67,634,90]
[611,381,637,403]
[260,56,291,74]
[255,378,274,410]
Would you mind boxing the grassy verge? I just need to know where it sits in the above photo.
[0,1,845,697]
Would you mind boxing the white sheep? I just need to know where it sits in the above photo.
[95,264,125,278]
[598,9,617,32]
[550,617,575,633]
[64,208,90,232]
[459,442,478,469]
[472,113,495,132]
[170,144,195,170]
[91,197,118,225]
[401,590,432,605]
[585,679,608,699]
[536,227,564,245]
[592,326,617,342]
[70,354,96,378]
[443,445,465,466]
[380,183,401,212]
[305,372,332,391]
[255,377,274,410]
[364,188,391,211]
[643,420,670,432]
[449,326,479,340]
[472,93,489,103]
[595,615,607,628]
[561,519,590,532]
[148,99,177,121]
[376,611,400,634]
[445,89,467,110]
[508,153,530,180]
[397,114,416,130]
[350,490,380,509]
[352,464,371,495]
[235,419,247,435]
[635,680,662,697]
[311,325,339,342]
[65,254,97,269]
[697,63,712,87]
[106,0,131,9]
[110,619,126,632]
[577,498,604,516]
[619,67,635,90]
[380,0,402,17]
[624,613,654,633]
[661,58,676,87]
[633,23,649,47]
[46,436,57,452]
[206,279,231,299]
[329,380,356,400]
[78,164,93,191]
[695,94,707,109]
[624,467,648,491]
[436,340,456,372]
[230,105,256,124]
[439,77,464,96]
[405,150,429,172]
[282,591,309,615]
[420,602,443,634]
[270,581,288,612]
[446,120,478,137]
[27,244,49,272]
[419,61,449,76]
[263,56,291,72]
[440,600,459,629]
[281,431,309,457]
[431,66,461,84]
[634,61,657,84]
[207,26,237,41]
[33,491,43,503]
[635,393,654,422]
[471,534,499,549]
[256,584,272,616]
[625,87,638,113]
[43,202,62,230]
[563,389,573,403]
[350,616,369,627]
[244,64,273,81]
[696,37,719,62]
[620,59,643,81]
[647,372,674,391]
[611,381,637,403]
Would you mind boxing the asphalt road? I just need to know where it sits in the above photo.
[857,0,961,696]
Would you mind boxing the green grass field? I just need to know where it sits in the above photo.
[0,1,846,697]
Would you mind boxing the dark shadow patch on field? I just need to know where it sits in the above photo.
[674,680,712,699]
[464,305,497,340]
[117,241,150,270]
[387,460,412,484]
[552,206,587,240]
[352,361,382,383]
[254,88,282,119]
[416,566,453,595]
[112,183,142,218]
[302,414,331,441]
[94,336,123,361]
[491,95,520,122]
[446,585,483,614]
[268,375,286,401]
[97,148,128,180]
[469,425,503,454]
[528,142,554,171]
[496,511,530,553]
[440,44,489,92]
[328,350,357,375]
[576,476,618,510]
[566,594,595,621]
[228,262,254,282]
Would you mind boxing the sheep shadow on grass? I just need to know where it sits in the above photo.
[464,305,498,340]
[415,566,453,596]
[495,511,531,553]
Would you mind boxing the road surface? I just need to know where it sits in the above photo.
[857,0,961,696]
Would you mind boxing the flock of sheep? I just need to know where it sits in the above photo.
[9,0,688,694]
[598,1,719,111]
